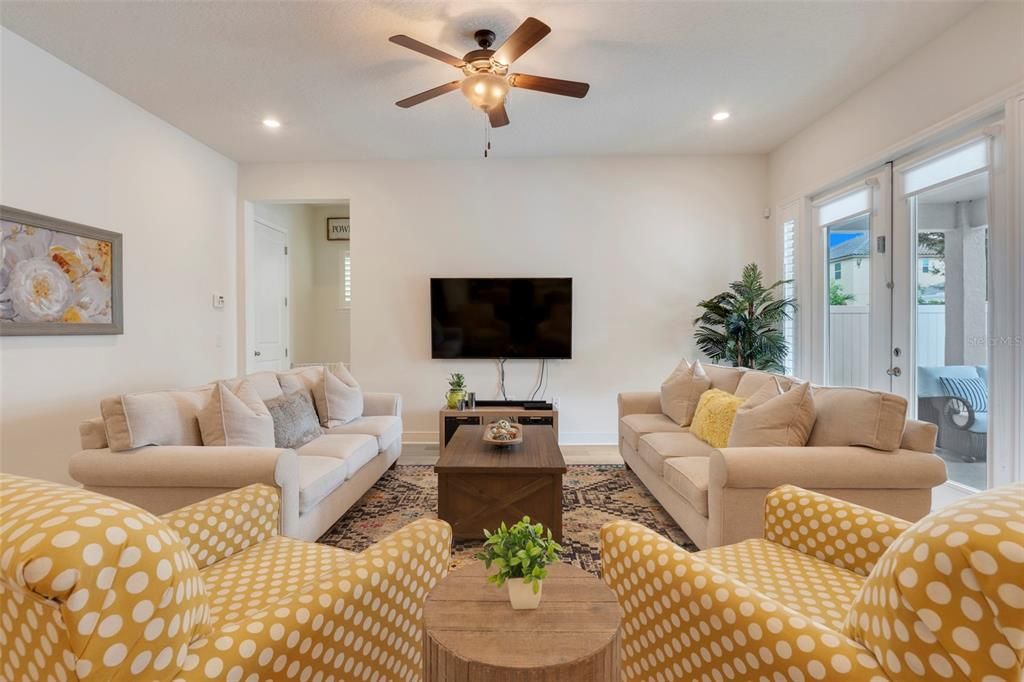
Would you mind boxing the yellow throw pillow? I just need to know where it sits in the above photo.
[689,388,745,448]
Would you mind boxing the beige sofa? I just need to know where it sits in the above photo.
[69,369,402,542]
[618,365,947,549]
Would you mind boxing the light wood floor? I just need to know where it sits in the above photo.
[399,443,623,466]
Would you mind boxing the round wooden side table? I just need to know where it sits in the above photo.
[422,561,622,681]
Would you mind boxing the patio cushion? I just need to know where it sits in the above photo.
[938,376,988,413]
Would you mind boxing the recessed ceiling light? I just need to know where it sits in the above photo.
[712,111,731,122]
[262,118,281,129]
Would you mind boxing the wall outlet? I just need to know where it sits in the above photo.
[552,397,560,409]
[212,293,225,309]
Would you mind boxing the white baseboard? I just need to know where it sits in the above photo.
[402,431,617,446]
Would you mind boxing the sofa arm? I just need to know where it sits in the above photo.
[708,446,947,491]
[763,485,909,577]
[362,391,402,417]
[181,518,452,681]
[69,445,296,489]
[600,520,882,680]
[617,391,661,419]
[161,484,280,567]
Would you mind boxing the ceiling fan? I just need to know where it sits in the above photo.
[389,17,590,128]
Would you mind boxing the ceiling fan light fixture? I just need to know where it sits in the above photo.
[460,72,509,111]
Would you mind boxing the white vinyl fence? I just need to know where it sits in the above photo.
[828,305,945,386]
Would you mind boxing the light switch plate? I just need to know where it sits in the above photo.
[212,293,225,309]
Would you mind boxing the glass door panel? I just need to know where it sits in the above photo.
[909,173,990,489]
[895,137,993,491]
[811,167,892,390]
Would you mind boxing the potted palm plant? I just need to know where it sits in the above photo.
[476,517,562,610]
[693,263,796,371]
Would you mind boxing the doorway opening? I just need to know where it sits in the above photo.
[245,201,351,373]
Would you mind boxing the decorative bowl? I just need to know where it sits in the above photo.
[483,420,522,447]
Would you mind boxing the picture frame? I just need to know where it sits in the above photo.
[326,216,350,241]
[1,205,124,336]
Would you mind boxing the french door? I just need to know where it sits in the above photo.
[810,128,1003,497]
[811,166,894,392]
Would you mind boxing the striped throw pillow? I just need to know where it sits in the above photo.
[938,376,988,413]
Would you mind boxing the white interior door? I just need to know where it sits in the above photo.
[810,166,894,390]
[253,219,289,371]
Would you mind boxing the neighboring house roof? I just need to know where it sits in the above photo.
[829,233,943,261]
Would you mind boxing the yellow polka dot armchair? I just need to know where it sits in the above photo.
[601,483,1024,681]
[0,474,452,681]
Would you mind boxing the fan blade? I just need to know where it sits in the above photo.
[395,81,461,108]
[488,103,510,128]
[492,17,551,66]
[389,35,465,67]
[510,73,590,98]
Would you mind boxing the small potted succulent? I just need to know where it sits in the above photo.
[476,517,562,610]
[445,372,467,409]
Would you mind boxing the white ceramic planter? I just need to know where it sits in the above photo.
[507,578,543,610]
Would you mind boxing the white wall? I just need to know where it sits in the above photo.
[770,1,1024,205]
[0,29,238,484]
[239,157,770,443]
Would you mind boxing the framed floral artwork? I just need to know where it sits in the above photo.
[1,205,123,335]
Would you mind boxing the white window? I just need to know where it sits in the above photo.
[833,262,842,280]
[340,250,351,309]
[782,218,797,375]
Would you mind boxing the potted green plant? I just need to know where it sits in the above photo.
[693,263,796,371]
[445,372,467,409]
[476,517,562,610]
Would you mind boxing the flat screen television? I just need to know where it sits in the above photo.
[430,278,572,359]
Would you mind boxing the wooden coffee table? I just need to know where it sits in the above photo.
[435,425,566,541]
[422,561,622,681]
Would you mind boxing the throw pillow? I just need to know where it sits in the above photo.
[264,390,322,449]
[312,362,363,427]
[728,378,816,447]
[938,376,988,413]
[101,386,213,451]
[806,386,907,451]
[198,380,275,447]
[660,359,712,426]
[690,389,746,449]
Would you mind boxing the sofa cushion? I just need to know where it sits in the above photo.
[324,416,401,452]
[198,380,274,447]
[660,359,711,426]
[265,390,322,449]
[638,432,714,472]
[239,371,284,401]
[729,379,816,448]
[101,385,213,451]
[734,370,793,399]
[313,362,364,427]
[299,434,379,478]
[690,389,745,448]
[662,457,710,516]
[620,413,684,451]
[807,386,907,451]
[703,364,745,394]
[296,455,349,513]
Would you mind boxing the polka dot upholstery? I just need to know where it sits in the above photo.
[599,483,1024,681]
[765,485,910,577]
[697,538,865,630]
[843,483,1024,681]
[0,474,453,682]
[0,474,210,681]
[161,483,280,568]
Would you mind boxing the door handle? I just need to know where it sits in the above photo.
[254,351,262,357]
[887,367,901,377]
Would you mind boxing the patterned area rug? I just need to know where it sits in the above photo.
[318,464,696,575]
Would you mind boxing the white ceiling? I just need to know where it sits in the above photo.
[1,1,979,163]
